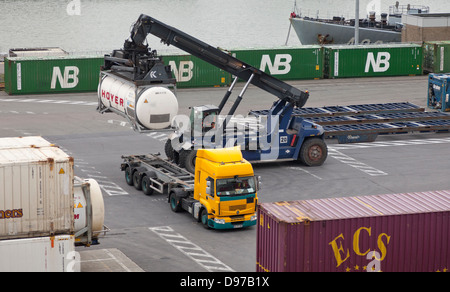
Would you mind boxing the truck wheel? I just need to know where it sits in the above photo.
[299,138,328,166]
[179,150,197,173]
[133,171,142,190]
[200,208,210,229]
[141,176,154,196]
[164,139,174,160]
[169,192,181,212]
[125,166,133,186]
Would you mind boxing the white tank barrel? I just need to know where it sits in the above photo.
[98,75,178,130]
[74,178,105,243]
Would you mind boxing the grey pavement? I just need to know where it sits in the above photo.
[1,75,449,272]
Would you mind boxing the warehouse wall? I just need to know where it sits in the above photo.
[403,25,450,42]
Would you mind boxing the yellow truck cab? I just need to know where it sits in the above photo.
[193,147,259,229]
[121,147,260,230]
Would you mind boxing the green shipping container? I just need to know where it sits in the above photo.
[324,44,423,78]
[231,45,323,80]
[423,41,450,73]
[4,55,103,95]
[161,53,230,88]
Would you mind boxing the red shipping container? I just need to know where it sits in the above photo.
[257,190,450,272]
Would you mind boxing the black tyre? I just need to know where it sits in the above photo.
[133,171,142,190]
[124,166,133,186]
[200,208,210,229]
[164,139,174,160]
[169,191,181,212]
[298,138,328,166]
[173,150,180,165]
[179,149,197,173]
[141,176,154,196]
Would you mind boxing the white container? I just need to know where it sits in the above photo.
[0,235,78,272]
[98,75,178,130]
[0,142,74,240]
[0,136,54,150]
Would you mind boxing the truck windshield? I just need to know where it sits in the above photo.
[216,176,256,197]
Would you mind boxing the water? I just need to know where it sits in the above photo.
[0,0,448,55]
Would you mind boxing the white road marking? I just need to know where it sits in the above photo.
[328,137,450,150]
[146,132,169,141]
[79,164,129,196]
[288,166,323,180]
[0,98,97,106]
[149,226,235,272]
[328,148,388,176]
[60,147,129,196]
[103,249,132,272]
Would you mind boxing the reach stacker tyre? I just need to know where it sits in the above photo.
[178,149,197,173]
[298,138,328,166]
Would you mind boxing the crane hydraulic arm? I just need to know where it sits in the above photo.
[127,14,309,108]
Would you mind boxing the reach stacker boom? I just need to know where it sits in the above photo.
[100,14,328,173]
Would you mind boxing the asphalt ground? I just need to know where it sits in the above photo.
[1,75,449,273]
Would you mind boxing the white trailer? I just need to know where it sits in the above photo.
[0,235,78,272]
[0,136,107,245]
[0,140,74,240]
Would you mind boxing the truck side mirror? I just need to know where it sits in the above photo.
[257,176,262,191]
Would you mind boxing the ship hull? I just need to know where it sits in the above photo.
[290,17,401,45]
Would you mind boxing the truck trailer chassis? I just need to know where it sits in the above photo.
[250,102,450,143]
[120,152,258,229]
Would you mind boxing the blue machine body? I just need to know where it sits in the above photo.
[193,99,325,162]
[428,73,450,112]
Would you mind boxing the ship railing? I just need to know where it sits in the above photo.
[299,9,354,22]
[389,4,430,16]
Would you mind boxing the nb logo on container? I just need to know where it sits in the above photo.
[260,54,292,75]
[51,66,80,89]
[365,52,391,73]
[169,60,194,82]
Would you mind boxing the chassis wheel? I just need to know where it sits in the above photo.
[298,138,328,166]
[133,171,142,190]
[169,192,181,212]
[141,176,154,196]
[125,166,133,186]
